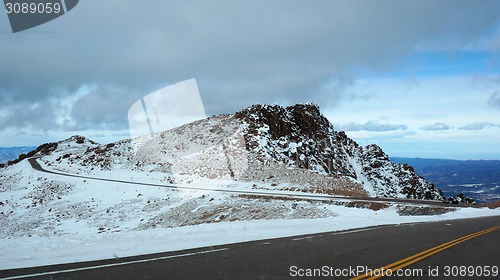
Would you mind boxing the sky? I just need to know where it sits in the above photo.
[0,0,499,160]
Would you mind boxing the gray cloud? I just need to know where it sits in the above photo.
[488,91,500,108]
[420,122,451,131]
[68,85,143,131]
[458,122,500,130]
[1,0,499,133]
[336,121,408,132]
[0,94,65,131]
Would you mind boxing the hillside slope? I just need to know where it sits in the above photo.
[27,103,444,201]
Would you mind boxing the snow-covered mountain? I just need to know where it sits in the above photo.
[16,103,443,201]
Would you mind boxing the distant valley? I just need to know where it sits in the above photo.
[0,146,36,164]
[392,157,500,203]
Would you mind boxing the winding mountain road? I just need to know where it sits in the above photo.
[27,158,466,208]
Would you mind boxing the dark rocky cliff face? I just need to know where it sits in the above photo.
[236,103,445,200]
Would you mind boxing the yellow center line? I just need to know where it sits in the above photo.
[351,225,500,280]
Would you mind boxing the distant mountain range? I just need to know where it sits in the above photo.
[0,146,36,164]
[391,157,500,203]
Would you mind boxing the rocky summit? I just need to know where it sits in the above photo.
[236,103,444,200]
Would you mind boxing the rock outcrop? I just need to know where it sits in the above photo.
[235,103,444,200]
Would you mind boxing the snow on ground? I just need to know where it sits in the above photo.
[347,154,376,196]
[1,204,498,270]
[1,160,499,270]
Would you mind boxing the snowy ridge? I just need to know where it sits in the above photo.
[39,111,367,197]
[36,103,443,200]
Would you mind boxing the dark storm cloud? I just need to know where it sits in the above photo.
[1,0,500,132]
[420,122,451,131]
[336,121,408,132]
[0,88,72,131]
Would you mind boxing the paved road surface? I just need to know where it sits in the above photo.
[1,215,498,279]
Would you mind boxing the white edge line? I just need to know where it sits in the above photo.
[332,227,378,235]
[292,236,315,241]
[292,227,378,241]
[2,248,228,280]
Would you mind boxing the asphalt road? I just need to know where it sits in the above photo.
[1,216,498,279]
[27,158,467,208]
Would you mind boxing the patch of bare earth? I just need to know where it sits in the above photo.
[238,194,319,203]
[345,201,389,211]
[396,205,456,216]
[474,201,500,209]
